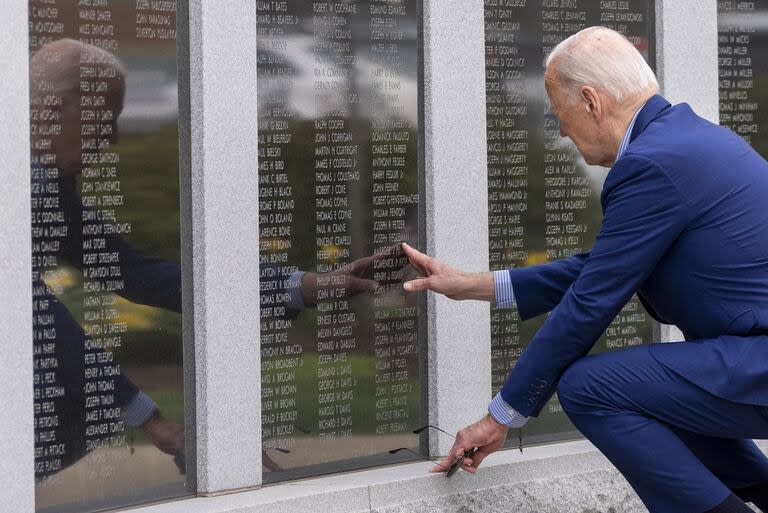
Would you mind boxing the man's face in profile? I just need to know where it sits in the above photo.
[544,64,612,167]
[31,41,125,176]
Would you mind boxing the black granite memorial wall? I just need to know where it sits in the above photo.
[719,0,768,159]
[28,1,188,511]
[484,0,657,445]
[257,0,423,482]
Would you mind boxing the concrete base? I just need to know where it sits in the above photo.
[126,440,644,513]
[376,469,642,513]
[125,439,768,513]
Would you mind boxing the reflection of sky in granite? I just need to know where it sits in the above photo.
[257,0,422,484]
[258,2,418,125]
[120,71,178,133]
[117,50,179,134]
[719,10,768,31]
[258,33,418,125]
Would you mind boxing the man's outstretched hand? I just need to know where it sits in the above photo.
[300,254,381,306]
[401,243,495,302]
[142,411,186,473]
[430,415,508,475]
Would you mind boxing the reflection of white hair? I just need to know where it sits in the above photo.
[30,38,126,106]
[546,26,658,103]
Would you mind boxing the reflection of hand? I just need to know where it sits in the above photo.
[429,415,508,475]
[300,251,397,306]
[141,411,185,473]
[401,243,495,302]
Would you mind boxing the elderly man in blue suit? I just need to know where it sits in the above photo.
[402,26,768,513]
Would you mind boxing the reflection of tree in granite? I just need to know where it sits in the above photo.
[259,79,421,463]
[261,352,420,457]
[257,0,423,480]
[267,118,419,274]
[107,126,181,261]
[29,39,186,484]
[42,120,185,363]
[260,247,420,450]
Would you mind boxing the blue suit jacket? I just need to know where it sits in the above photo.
[500,95,768,417]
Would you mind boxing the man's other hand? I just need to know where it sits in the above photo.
[401,243,495,302]
[430,415,508,475]
[141,412,185,472]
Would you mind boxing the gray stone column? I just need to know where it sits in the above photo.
[0,1,35,512]
[655,0,719,342]
[656,0,719,123]
[422,0,492,456]
[181,0,262,493]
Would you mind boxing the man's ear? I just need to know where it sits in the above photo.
[580,86,601,118]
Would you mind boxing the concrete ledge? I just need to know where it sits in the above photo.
[124,439,768,513]
[422,0,492,457]
[125,440,642,513]
[183,0,262,493]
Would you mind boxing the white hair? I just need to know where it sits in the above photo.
[546,26,658,103]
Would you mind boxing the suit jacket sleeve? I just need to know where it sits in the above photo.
[506,252,589,320]
[500,156,691,417]
[58,179,182,312]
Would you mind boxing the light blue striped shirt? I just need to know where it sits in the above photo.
[488,103,645,428]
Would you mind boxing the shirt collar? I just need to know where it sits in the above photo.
[616,102,645,161]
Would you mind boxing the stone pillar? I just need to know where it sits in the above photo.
[0,1,35,511]
[180,0,263,493]
[655,0,718,342]
[656,0,719,123]
[422,0,492,456]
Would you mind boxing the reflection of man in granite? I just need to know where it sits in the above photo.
[31,38,398,478]
[404,27,768,513]
[30,39,184,477]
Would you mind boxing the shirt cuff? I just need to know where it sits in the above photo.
[286,271,306,310]
[488,392,528,428]
[493,270,516,308]
[122,391,159,427]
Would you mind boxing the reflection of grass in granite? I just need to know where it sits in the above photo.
[52,123,184,367]
[108,125,182,262]
[49,267,183,364]
[116,312,182,364]
[264,352,421,436]
[150,388,185,424]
